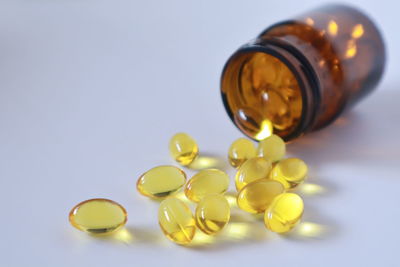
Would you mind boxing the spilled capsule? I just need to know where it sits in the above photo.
[137,165,186,199]
[185,169,230,202]
[237,179,284,213]
[235,157,272,191]
[264,193,304,233]
[158,198,196,245]
[270,158,308,189]
[257,134,286,162]
[195,195,230,235]
[69,198,127,235]
[228,138,257,168]
[169,133,199,166]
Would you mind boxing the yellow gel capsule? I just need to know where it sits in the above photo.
[195,195,230,235]
[169,132,199,166]
[158,198,196,245]
[69,198,127,234]
[137,165,186,199]
[270,158,308,189]
[264,193,304,233]
[228,138,257,168]
[237,180,284,213]
[185,169,230,202]
[257,134,286,162]
[235,157,272,191]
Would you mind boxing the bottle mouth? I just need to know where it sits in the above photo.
[221,39,319,141]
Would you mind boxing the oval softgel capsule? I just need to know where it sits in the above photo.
[264,193,304,233]
[228,138,257,168]
[158,198,196,245]
[137,165,186,199]
[270,158,308,189]
[169,133,199,166]
[235,157,272,191]
[69,198,127,235]
[185,169,230,202]
[257,134,286,162]
[237,179,284,213]
[195,195,230,235]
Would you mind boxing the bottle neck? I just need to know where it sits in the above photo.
[220,37,320,141]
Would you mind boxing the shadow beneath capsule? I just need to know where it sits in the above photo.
[187,210,270,251]
[295,177,339,197]
[282,205,339,242]
[89,227,134,245]
[90,226,167,246]
[187,180,339,249]
[187,153,230,171]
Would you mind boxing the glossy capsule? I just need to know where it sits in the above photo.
[257,134,286,162]
[158,198,196,245]
[228,138,257,168]
[270,158,308,189]
[264,193,304,233]
[169,133,199,166]
[185,169,230,202]
[237,180,284,213]
[234,107,274,141]
[137,165,186,199]
[195,195,230,235]
[69,198,127,234]
[235,157,272,191]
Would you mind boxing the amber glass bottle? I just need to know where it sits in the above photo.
[221,4,386,141]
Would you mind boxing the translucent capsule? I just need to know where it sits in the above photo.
[257,134,286,162]
[69,198,127,235]
[184,169,230,202]
[237,180,284,213]
[235,157,272,191]
[169,133,199,166]
[158,198,196,245]
[195,195,230,235]
[137,165,186,199]
[260,88,293,131]
[228,138,257,168]
[234,107,273,141]
[270,158,308,189]
[264,193,304,233]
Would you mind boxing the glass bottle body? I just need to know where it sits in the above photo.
[221,4,385,141]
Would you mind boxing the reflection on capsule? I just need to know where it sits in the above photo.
[158,198,196,245]
[264,193,304,233]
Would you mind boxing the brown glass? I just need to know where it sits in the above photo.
[221,4,386,141]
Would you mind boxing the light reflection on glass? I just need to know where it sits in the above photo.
[351,24,364,39]
[345,39,357,58]
[305,17,314,26]
[328,20,338,36]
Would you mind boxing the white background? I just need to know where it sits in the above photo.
[1,0,399,266]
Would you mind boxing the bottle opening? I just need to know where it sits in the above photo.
[221,51,303,141]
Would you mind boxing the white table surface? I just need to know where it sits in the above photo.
[1,0,399,266]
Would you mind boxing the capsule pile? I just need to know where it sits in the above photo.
[69,131,310,246]
[135,132,308,245]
